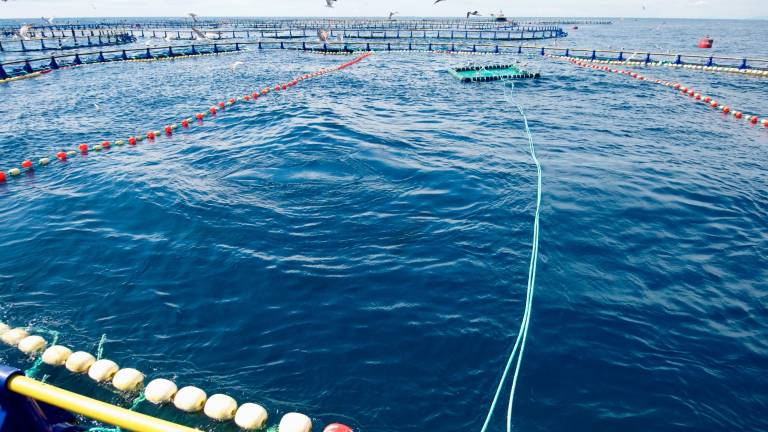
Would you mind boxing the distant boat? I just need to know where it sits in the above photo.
[495,11,508,22]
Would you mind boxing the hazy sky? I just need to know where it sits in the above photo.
[0,0,762,20]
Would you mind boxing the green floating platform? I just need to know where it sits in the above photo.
[449,64,540,83]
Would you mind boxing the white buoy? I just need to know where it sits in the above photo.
[65,352,96,373]
[235,403,269,430]
[88,359,119,382]
[1,328,29,346]
[279,412,313,432]
[42,345,72,366]
[204,394,238,421]
[17,335,47,354]
[173,386,207,412]
[145,378,178,404]
[112,368,144,392]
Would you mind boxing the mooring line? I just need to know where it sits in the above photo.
[480,81,541,432]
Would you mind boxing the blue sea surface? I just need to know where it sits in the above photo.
[1,18,767,432]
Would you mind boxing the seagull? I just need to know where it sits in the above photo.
[317,29,330,42]
[188,12,198,22]
[191,26,209,40]
[434,0,447,4]
[18,24,32,40]
[466,10,480,18]
[388,11,398,20]
[164,35,172,43]
[42,16,54,24]
[230,61,243,71]
[325,0,337,7]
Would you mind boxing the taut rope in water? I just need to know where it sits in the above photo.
[479,81,542,432]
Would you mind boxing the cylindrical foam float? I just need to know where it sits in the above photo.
[21,160,33,169]
[279,412,312,432]
[1,328,29,346]
[0,172,6,183]
[65,351,96,373]
[79,144,89,153]
[39,158,50,166]
[42,345,72,366]
[235,403,268,430]
[88,359,119,382]
[18,335,47,354]
[128,137,137,145]
[204,394,238,421]
[57,151,67,160]
[112,368,144,391]
[173,386,207,412]
[145,378,178,404]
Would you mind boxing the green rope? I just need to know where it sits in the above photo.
[96,334,107,360]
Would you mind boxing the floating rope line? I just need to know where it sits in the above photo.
[546,54,768,78]
[0,52,373,185]
[552,56,768,129]
[2,318,355,431]
[480,81,542,432]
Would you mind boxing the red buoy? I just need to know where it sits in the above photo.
[734,112,743,119]
[218,101,226,109]
[763,119,768,128]
[102,140,110,148]
[164,126,173,135]
[21,160,33,169]
[323,424,353,432]
[79,144,89,153]
[181,119,190,128]
[0,172,6,183]
[750,116,758,124]
[698,37,713,49]
[243,95,251,101]
[229,98,236,104]
[196,113,204,120]
[57,151,67,160]
[722,107,730,113]
[128,136,137,145]
[147,131,155,140]
[252,92,259,99]
[710,101,718,108]
[274,85,281,91]
[210,107,217,114]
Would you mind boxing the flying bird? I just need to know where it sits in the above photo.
[191,26,209,40]
[42,16,54,24]
[164,35,173,43]
[188,12,198,22]
[434,0,447,4]
[18,24,32,40]
[317,29,329,42]
[230,61,243,71]
[388,11,398,20]
[325,0,337,7]
[466,10,480,18]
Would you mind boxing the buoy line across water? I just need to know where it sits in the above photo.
[549,55,768,129]
[0,321,354,432]
[0,52,374,185]
[480,81,542,432]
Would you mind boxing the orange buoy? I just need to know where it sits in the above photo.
[698,37,713,49]
[79,144,89,153]
[722,106,730,113]
[128,137,137,145]
[710,101,718,108]
[57,151,67,160]
[243,95,251,101]
[323,424,353,432]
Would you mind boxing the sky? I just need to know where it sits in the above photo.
[0,0,763,20]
